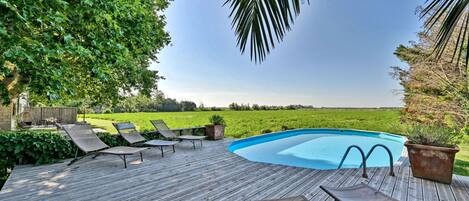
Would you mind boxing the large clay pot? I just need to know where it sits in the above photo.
[205,125,225,140]
[405,142,459,184]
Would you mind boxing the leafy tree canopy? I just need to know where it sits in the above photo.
[393,27,468,130]
[0,0,171,105]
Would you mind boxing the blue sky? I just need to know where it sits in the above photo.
[150,0,422,107]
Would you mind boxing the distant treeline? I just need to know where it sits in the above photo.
[81,94,199,114]
[228,102,314,111]
[197,103,223,111]
[81,94,398,114]
[85,94,227,113]
[111,95,198,113]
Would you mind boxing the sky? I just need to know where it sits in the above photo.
[150,0,423,107]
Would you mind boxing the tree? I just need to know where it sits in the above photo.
[396,1,469,97]
[158,98,181,112]
[392,25,468,130]
[229,102,240,110]
[0,0,170,105]
[198,102,206,111]
[252,104,260,110]
[180,101,197,111]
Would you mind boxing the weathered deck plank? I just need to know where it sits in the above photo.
[280,168,334,198]
[218,166,293,201]
[408,167,424,201]
[262,169,320,200]
[452,175,469,201]
[1,139,468,201]
[159,162,271,200]
[422,179,439,201]
[192,165,286,201]
[367,166,388,189]
[391,166,410,200]
[230,166,300,200]
[304,168,354,200]
[246,167,308,200]
[454,175,469,196]
[436,182,456,201]
[3,149,240,200]
[92,156,251,200]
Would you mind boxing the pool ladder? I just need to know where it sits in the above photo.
[337,144,395,178]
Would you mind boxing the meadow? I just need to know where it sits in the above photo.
[82,109,405,138]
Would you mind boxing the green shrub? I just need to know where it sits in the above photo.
[261,129,273,134]
[0,131,74,166]
[209,115,226,126]
[96,132,128,147]
[0,131,131,188]
[406,124,465,147]
[0,131,75,188]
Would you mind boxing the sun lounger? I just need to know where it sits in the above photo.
[150,120,206,149]
[62,124,147,168]
[113,122,179,157]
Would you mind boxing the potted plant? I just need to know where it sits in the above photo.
[405,124,463,184]
[206,115,226,140]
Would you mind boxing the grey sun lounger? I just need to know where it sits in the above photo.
[320,183,397,201]
[62,124,147,168]
[150,120,206,149]
[113,122,179,157]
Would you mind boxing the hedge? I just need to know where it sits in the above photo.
[0,130,159,188]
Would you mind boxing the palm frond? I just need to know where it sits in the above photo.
[224,0,309,63]
[421,0,469,64]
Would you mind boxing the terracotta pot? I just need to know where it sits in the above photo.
[205,125,225,140]
[405,142,459,184]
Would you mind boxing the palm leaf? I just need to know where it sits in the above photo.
[421,0,469,64]
[224,0,308,63]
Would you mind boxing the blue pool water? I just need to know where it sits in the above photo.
[228,129,405,170]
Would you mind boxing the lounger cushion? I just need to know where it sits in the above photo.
[62,124,110,152]
[158,129,178,138]
[113,122,147,144]
[121,131,147,144]
[99,146,147,155]
[114,122,136,130]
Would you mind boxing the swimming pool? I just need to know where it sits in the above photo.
[228,129,405,170]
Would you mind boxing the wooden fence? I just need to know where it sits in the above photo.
[22,107,77,125]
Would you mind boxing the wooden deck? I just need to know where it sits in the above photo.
[1,139,469,201]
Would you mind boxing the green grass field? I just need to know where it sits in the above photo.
[82,109,469,175]
[83,109,404,137]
